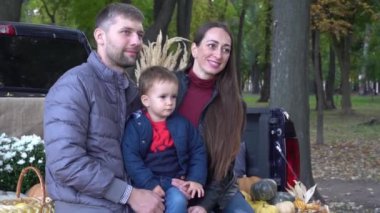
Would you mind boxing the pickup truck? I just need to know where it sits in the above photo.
[0,21,92,137]
[0,22,300,192]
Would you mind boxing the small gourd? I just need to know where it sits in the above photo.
[269,191,295,205]
[275,201,295,213]
[250,178,278,201]
[251,200,279,213]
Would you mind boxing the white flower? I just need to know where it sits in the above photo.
[3,151,16,160]
[4,164,13,172]
[26,144,34,152]
[1,144,10,151]
[0,133,45,192]
[17,159,25,165]
[21,152,27,158]
[29,156,36,163]
[20,135,43,146]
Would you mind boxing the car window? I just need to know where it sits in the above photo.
[0,35,89,96]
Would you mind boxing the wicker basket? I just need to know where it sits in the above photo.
[0,166,54,213]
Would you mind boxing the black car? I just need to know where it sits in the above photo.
[0,21,92,97]
[0,22,92,137]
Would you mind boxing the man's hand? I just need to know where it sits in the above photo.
[152,185,165,198]
[127,188,165,213]
[188,206,207,213]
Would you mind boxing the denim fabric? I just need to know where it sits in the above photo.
[220,191,254,213]
[165,187,187,213]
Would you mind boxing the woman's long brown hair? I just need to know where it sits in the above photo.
[191,22,245,181]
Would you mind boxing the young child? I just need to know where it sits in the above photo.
[122,66,207,213]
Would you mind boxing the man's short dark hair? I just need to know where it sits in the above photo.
[95,3,144,29]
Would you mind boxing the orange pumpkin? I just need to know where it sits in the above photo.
[26,183,46,200]
[237,176,261,194]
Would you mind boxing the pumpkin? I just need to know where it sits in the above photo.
[269,191,295,205]
[237,176,261,195]
[275,201,295,213]
[251,200,279,213]
[26,183,46,200]
[250,178,277,201]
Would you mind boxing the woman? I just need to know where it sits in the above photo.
[172,22,254,213]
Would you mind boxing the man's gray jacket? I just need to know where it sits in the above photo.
[44,51,140,212]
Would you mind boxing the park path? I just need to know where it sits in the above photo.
[316,178,380,212]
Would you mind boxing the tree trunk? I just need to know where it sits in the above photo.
[144,0,177,43]
[311,30,327,110]
[251,56,260,94]
[236,0,247,89]
[258,2,272,102]
[41,0,56,24]
[217,0,229,20]
[271,0,316,192]
[258,64,270,102]
[325,44,336,109]
[177,0,192,39]
[333,35,352,114]
[359,24,371,95]
[312,30,324,145]
[0,0,23,21]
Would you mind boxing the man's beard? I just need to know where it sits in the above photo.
[109,50,137,69]
[117,56,136,68]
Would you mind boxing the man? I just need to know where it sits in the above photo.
[44,3,164,213]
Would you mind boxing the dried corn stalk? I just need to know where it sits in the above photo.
[135,31,190,82]
[287,181,330,213]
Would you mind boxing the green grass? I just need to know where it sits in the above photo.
[243,93,380,144]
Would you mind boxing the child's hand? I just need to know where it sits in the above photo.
[152,185,165,198]
[184,181,204,198]
[172,178,191,199]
